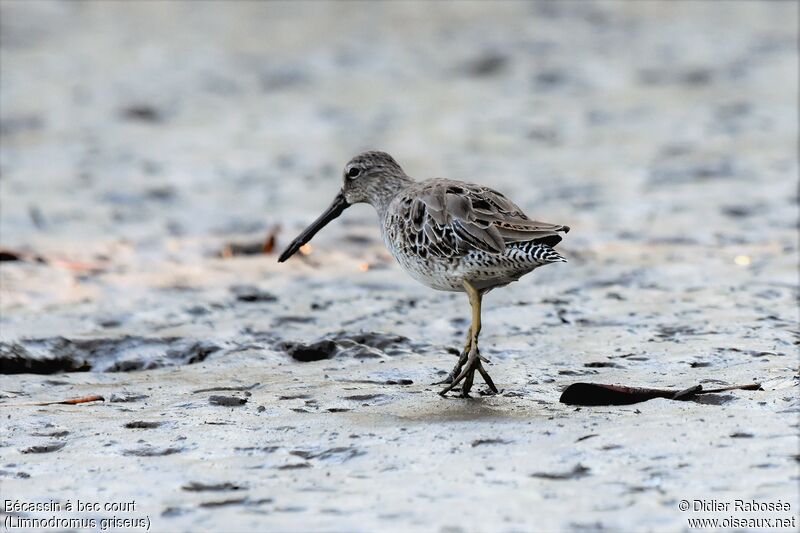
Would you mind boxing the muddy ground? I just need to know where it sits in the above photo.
[1,1,798,531]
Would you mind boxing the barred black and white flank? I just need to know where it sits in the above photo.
[279,151,570,398]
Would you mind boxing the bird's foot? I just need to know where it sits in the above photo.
[432,352,492,387]
[475,361,498,395]
[438,347,498,397]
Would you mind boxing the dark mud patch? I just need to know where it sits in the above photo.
[1,470,31,479]
[558,369,600,376]
[460,51,509,77]
[234,445,280,454]
[343,394,387,401]
[721,204,762,218]
[272,316,316,326]
[290,447,364,462]
[194,383,260,394]
[0,336,221,374]
[209,395,248,406]
[120,104,164,123]
[43,379,70,386]
[197,496,271,509]
[123,446,183,457]
[690,394,736,406]
[278,394,311,400]
[161,507,188,518]
[281,340,337,362]
[337,377,414,386]
[230,285,278,303]
[385,378,414,385]
[30,430,69,437]
[342,393,394,406]
[280,331,420,362]
[1,341,90,373]
[0,248,27,261]
[584,361,624,368]
[531,464,591,480]
[331,331,415,355]
[124,421,163,429]
[472,438,512,447]
[198,497,248,508]
[20,442,66,454]
[653,325,703,340]
[183,482,246,492]
[277,463,312,470]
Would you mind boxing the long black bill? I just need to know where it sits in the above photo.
[277,190,350,262]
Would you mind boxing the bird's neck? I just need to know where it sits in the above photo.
[369,174,414,219]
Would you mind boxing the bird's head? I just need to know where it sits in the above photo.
[277,151,408,262]
[340,151,405,205]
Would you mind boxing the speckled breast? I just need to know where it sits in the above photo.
[381,220,464,291]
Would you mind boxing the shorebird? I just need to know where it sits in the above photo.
[278,151,569,397]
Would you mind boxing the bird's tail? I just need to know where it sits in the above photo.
[539,245,567,264]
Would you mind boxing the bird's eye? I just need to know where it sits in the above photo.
[347,167,361,179]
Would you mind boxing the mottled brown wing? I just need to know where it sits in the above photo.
[407,180,569,258]
[463,183,569,243]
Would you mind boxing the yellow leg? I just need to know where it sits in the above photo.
[438,281,498,396]
[462,328,472,355]
[464,280,482,350]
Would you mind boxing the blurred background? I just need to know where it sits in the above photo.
[1,0,797,355]
[2,1,795,253]
[2,0,797,350]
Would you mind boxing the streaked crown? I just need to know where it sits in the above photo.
[341,151,411,208]
[343,151,403,182]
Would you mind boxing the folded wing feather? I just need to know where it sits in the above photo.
[410,180,569,257]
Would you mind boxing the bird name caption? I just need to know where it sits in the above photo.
[4,499,150,531]
[680,499,796,530]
